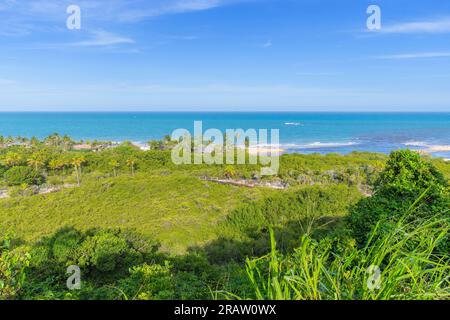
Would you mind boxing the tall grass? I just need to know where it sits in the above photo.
[231,192,450,300]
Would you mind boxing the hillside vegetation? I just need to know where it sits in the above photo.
[0,134,448,300]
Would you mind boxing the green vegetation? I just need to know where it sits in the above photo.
[0,234,30,299]
[348,150,449,248]
[0,172,271,253]
[239,212,449,300]
[0,134,448,300]
[4,166,45,186]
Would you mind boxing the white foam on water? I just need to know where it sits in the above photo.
[403,141,450,153]
[132,141,150,150]
[256,141,360,150]
[284,122,304,126]
[403,141,429,147]
[282,141,360,149]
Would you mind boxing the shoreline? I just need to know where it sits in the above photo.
[130,142,450,159]
[1,134,449,160]
[136,142,450,161]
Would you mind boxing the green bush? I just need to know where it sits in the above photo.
[118,262,175,300]
[0,165,7,178]
[51,229,84,264]
[1,142,449,301]
[207,185,361,263]
[24,228,157,299]
[235,218,450,300]
[77,231,139,272]
[375,150,447,192]
[29,228,83,269]
[0,236,30,300]
[348,150,449,245]
[4,166,45,186]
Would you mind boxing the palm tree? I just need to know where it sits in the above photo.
[109,159,120,177]
[163,135,174,148]
[5,136,14,146]
[48,159,64,182]
[48,159,64,183]
[27,153,45,171]
[3,152,22,167]
[45,133,61,147]
[59,157,70,181]
[71,157,86,186]
[49,159,61,172]
[16,136,28,145]
[148,140,163,150]
[62,135,74,151]
[126,158,136,176]
[224,165,236,179]
[30,136,40,148]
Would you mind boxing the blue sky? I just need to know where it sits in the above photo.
[0,0,450,111]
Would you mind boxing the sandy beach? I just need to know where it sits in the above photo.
[427,145,450,152]
[247,146,285,155]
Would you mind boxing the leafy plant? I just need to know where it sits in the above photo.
[4,166,45,186]
[233,207,449,300]
[0,235,30,300]
[348,150,449,246]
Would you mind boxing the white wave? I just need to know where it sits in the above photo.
[403,141,450,153]
[131,141,150,150]
[284,122,304,126]
[428,145,450,152]
[256,141,359,150]
[123,140,361,151]
[403,141,429,147]
[288,141,360,149]
[305,141,359,148]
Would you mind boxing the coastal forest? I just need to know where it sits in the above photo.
[0,133,449,300]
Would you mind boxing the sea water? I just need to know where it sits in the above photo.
[0,112,449,158]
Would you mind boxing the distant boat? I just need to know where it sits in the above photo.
[285,122,304,126]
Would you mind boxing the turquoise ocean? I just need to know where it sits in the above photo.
[0,112,449,158]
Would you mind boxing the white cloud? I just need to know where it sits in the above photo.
[0,0,245,42]
[382,17,450,33]
[115,0,240,22]
[69,30,134,47]
[373,52,450,60]
[0,0,242,24]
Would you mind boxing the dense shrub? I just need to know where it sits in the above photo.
[118,262,175,300]
[4,166,45,186]
[24,228,159,298]
[347,150,449,246]
[51,229,84,264]
[1,144,449,301]
[0,236,30,300]
[206,185,361,263]
[0,165,7,178]
[235,219,450,300]
[77,230,143,273]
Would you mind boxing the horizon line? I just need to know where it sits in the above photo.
[0,110,449,113]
